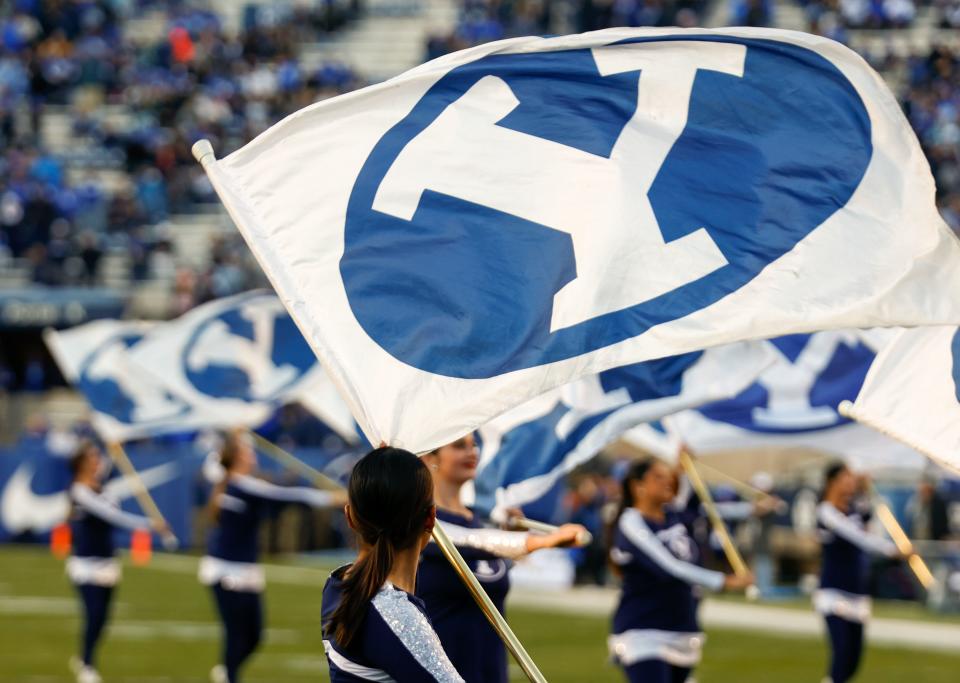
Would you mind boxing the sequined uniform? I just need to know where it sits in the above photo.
[815,501,897,683]
[68,483,152,668]
[609,508,725,683]
[416,509,529,683]
[200,474,338,683]
[322,566,465,682]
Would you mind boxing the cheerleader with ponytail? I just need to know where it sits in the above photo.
[417,434,586,683]
[67,441,166,683]
[322,447,464,682]
[608,459,753,683]
[201,431,345,683]
[816,463,902,683]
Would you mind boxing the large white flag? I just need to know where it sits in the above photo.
[196,27,960,452]
[666,331,927,469]
[842,326,960,473]
[45,321,219,442]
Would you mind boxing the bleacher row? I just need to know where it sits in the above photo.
[2,0,960,315]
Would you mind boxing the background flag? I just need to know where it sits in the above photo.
[469,342,773,516]
[665,331,927,470]
[45,320,220,442]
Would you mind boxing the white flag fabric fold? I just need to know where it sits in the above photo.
[45,321,219,442]
[843,326,960,474]
[469,342,773,515]
[198,27,960,453]
[666,331,927,470]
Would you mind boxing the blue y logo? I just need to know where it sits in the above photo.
[183,298,315,402]
[342,36,872,379]
[700,332,873,433]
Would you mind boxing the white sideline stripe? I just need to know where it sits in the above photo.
[507,587,960,653]
[147,552,331,585]
[0,596,77,615]
[111,621,299,643]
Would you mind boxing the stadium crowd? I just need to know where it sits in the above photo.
[0,0,359,293]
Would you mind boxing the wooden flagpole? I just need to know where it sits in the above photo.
[106,442,179,550]
[679,449,754,586]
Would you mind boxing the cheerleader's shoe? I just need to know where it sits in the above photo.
[210,665,228,683]
[76,665,102,683]
[68,657,82,675]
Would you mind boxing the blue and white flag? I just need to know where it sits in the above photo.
[666,331,927,469]
[842,326,960,474]
[45,320,218,442]
[469,341,773,515]
[126,290,353,436]
[197,28,960,453]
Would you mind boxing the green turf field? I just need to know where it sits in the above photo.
[1,546,957,682]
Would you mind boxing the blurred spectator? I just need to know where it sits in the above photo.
[907,476,952,541]
[0,0,361,293]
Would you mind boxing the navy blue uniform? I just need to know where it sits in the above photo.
[68,483,152,669]
[815,501,897,683]
[609,508,725,683]
[322,566,464,682]
[200,473,337,683]
[416,509,528,683]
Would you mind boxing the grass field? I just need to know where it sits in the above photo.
[1,545,958,682]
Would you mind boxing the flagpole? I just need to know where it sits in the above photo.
[679,449,756,596]
[694,460,786,509]
[242,431,547,680]
[429,521,547,682]
[105,442,179,550]
[248,431,343,490]
[839,401,940,590]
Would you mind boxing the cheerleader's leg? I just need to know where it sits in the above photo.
[235,591,263,673]
[76,584,113,667]
[843,619,864,681]
[670,665,692,683]
[825,615,862,683]
[624,659,673,683]
[212,584,245,682]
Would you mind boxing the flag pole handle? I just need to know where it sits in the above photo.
[838,402,939,590]
[509,517,593,547]
[244,435,547,681]
[248,432,343,491]
[679,449,754,592]
[106,442,178,550]
[431,522,547,682]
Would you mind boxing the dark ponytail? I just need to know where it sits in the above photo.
[606,459,654,570]
[327,447,434,650]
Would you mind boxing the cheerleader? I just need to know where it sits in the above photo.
[418,434,587,683]
[816,463,901,683]
[322,446,464,682]
[201,431,345,683]
[608,459,752,683]
[67,441,166,683]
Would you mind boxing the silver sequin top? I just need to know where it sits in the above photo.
[371,584,465,682]
[436,520,530,560]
